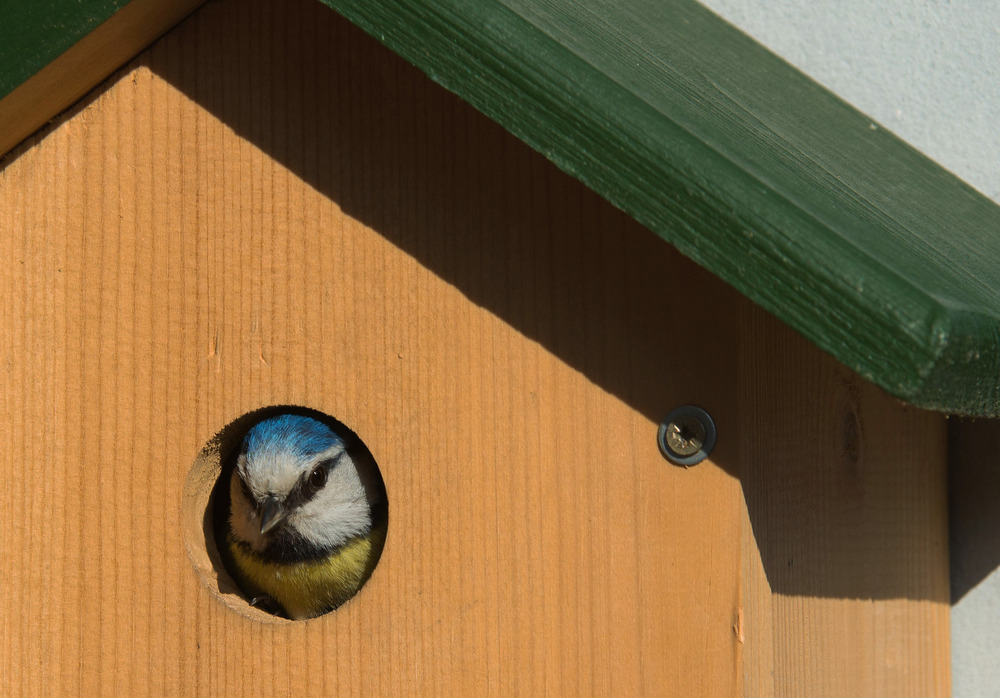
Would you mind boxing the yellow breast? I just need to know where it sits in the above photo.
[228,530,382,619]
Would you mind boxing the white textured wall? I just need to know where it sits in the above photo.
[697,2,1000,695]
[952,558,1000,697]
[700,0,1000,202]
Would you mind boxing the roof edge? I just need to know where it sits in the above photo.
[318,0,1000,416]
[0,0,205,159]
[5,0,999,415]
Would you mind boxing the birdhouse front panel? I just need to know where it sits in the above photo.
[0,0,949,695]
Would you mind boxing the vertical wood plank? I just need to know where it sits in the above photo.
[739,301,951,696]
[0,0,207,158]
[0,0,953,694]
[0,0,745,694]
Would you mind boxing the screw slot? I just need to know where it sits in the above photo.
[658,405,716,466]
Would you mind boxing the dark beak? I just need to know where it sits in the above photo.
[258,495,288,535]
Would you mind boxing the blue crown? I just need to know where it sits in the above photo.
[243,414,342,461]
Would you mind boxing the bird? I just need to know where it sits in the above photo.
[223,413,386,620]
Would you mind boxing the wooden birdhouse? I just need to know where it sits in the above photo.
[3,0,999,695]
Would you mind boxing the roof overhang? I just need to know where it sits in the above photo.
[4,0,1000,415]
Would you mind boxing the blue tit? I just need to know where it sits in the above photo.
[224,414,386,620]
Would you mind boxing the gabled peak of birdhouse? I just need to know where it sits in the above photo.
[5,0,1000,415]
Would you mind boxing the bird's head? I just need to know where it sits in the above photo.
[229,414,372,554]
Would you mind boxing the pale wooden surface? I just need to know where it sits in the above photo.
[0,0,205,159]
[0,0,949,694]
[739,303,951,696]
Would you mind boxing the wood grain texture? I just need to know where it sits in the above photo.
[739,301,951,696]
[0,0,949,694]
[1,0,132,97]
[320,0,1000,417]
[0,0,205,158]
[4,0,999,416]
[0,0,744,693]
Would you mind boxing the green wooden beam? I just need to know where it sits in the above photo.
[317,0,1000,416]
[0,0,130,102]
[3,0,1000,415]
[0,0,204,156]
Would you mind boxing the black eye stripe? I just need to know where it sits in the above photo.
[290,452,346,506]
[238,451,347,514]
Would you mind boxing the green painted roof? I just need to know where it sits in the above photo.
[319,0,1000,416]
[4,0,1000,415]
[0,0,128,100]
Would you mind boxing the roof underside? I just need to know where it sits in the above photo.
[5,0,1000,415]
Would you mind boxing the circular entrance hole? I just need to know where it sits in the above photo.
[183,405,388,621]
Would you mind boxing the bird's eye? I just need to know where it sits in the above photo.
[307,465,327,491]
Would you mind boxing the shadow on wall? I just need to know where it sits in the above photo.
[141,0,743,472]
[949,418,1000,602]
[44,0,955,603]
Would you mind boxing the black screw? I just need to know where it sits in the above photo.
[658,405,716,466]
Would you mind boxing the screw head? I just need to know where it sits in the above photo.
[658,405,716,466]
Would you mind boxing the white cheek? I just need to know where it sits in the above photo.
[288,469,372,549]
